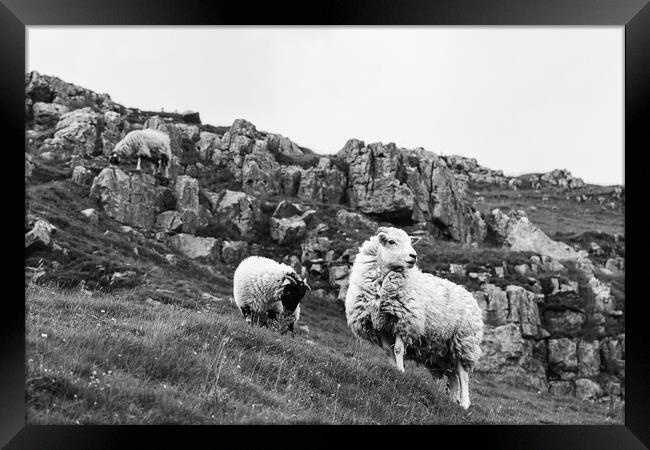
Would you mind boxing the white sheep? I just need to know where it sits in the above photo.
[112,129,172,177]
[345,227,484,409]
[233,256,311,334]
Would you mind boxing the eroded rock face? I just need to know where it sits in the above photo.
[101,110,129,155]
[548,338,578,374]
[25,219,57,251]
[26,71,120,112]
[169,233,221,260]
[71,166,94,186]
[209,190,260,240]
[298,158,346,204]
[155,211,184,233]
[32,102,70,130]
[335,209,378,232]
[506,285,541,338]
[174,176,200,234]
[90,168,166,229]
[269,201,315,245]
[338,139,485,243]
[40,107,101,157]
[221,240,249,264]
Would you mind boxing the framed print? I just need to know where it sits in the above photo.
[3,0,648,448]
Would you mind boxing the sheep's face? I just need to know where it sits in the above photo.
[279,273,310,314]
[375,227,418,271]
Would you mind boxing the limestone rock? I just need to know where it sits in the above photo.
[40,107,101,157]
[577,339,601,378]
[101,110,129,155]
[548,338,578,373]
[32,102,70,129]
[169,233,221,260]
[80,208,98,223]
[25,219,57,250]
[575,378,603,400]
[221,240,249,264]
[90,167,166,229]
[209,190,260,240]
[71,165,94,186]
[269,201,315,245]
[173,175,200,234]
[505,285,541,338]
[549,381,575,397]
[335,209,378,232]
[297,158,346,204]
[155,211,184,233]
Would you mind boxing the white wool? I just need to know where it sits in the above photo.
[113,129,172,161]
[233,255,300,320]
[345,226,484,408]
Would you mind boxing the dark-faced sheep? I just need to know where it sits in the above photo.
[233,256,311,334]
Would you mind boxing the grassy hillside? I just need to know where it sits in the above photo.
[26,283,622,424]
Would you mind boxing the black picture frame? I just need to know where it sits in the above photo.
[4,0,648,448]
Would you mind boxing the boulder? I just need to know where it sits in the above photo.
[221,240,249,264]
[548,338,578,373]
[575,378,603,400]
[90,167,166,229]
[174,175,200,233]
[577,339,601,378]
[241,151,281,197]
[196,131,222,162]
[505,285,541,338]
[80,208,98,223]
[40,107,101,157]
[543,309,586,336]
[335,209,378,232]
[169,233,221,260]
[71,165,94,186]
[269,201,315,245]
[279,165,303,197]
[209,190,260,240]
[297,158,346,204]
[549,381,576,397]
[481,284,509,325]
[25,219,56,250]
[32,102,70,129]
[155,211,184,233]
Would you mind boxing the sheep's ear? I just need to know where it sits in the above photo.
[304,280,311,292]
[281,277,293,287]
[376,227,391,235]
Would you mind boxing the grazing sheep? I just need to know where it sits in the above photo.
[233,256,311,334]
[113,129,172,177]
[345,227,484,409]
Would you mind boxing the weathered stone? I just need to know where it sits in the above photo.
[335,209,378,232]
[32,102,70,129]
[155,211,184,233]
[110,270,138,287]
[209,190,260,240]
[549,380,575,397]
[80,208,98,223]
[26,71,119,111]
[544,309,586,336]
[575,378,603,400]
[25,219,57,250]
[548,338,578,373]
[577,339,601,378]
[90,168,166,229]
[71,165,94,186]
[605,257,624,273]
[241,151,281,197]
[506,285,540,338]
[269,201,314,245]
[449,264,467,278]
[196,131,222,162]
[174,175,200,233]
[298,158,346,204]
[221,240,249,264]
[475,323,525,372]
[40,107,101,157]
[482,284,509,326]
[514,264,530,277]
[279,165,303,196]
[328,265,350,289]
[169,233,221,260]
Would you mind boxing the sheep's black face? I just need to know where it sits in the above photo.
[280,276,310,314]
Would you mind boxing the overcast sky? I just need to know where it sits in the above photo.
[27,27,623,186]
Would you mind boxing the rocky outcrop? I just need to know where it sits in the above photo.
[40,107,101,158]
[32,102,70,130]
[297,158,346,204]
[155,211,184,233]
[335,209,378,232]
[338,140,485,243]
[25,219,57,251]
[221,240,249,264]
[207,189,260,240]
[269,201,315,245]
[90,168,167,229]
[173,176,200,234]
[71,166,94,186]
[169,233,221,260]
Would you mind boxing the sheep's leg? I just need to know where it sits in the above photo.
[456,361,471,410]
[393,334,405,373]
[164,162,170,178]
[446,371,461,405]
[136,156,142,171]
[156,159,162,174]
